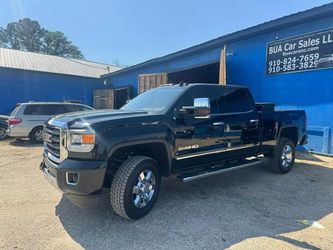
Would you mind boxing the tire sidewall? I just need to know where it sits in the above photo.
[30,127,43,143]
[123,159,161,220]
[276,138,295,173]
[0,125,7,139]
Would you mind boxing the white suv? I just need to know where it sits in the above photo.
[7,102,94,143]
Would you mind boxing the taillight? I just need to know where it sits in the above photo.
[8,118,22,125]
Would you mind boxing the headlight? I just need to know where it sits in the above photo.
[67,130,95,152]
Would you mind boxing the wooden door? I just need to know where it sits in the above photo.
[93,89,114,109]
[138,73,168,94]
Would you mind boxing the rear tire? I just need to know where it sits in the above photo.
[110,156,161,220]
[29,126,44,143]
[268,138,295,174]
[0,125,7,140]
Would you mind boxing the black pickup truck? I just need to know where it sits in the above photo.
[40,83,307,220]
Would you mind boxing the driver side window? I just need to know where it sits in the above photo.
[210,100,218,114]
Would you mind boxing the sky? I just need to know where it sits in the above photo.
[0,0,332,66]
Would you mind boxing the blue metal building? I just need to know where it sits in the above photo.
[103,3,333,155]
[0,48,121,115]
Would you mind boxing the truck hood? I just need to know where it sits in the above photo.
[48,109,152,128]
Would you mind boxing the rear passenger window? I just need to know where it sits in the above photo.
[217,89,252,113]
[23,104,67,115]
[24,105,43,115]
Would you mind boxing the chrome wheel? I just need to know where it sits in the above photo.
[34,129,43,142]
[132,170,156,208]
[281,144,293,168]
[0,127,7,139]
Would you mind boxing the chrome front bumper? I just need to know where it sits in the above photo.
[40,161,59,190]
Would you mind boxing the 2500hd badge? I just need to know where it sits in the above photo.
[178,144,199,151]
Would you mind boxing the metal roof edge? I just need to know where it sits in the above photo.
[0,47,123,77]
[0,66,103,79]
[0,47,122,69]
[102,2,333,78]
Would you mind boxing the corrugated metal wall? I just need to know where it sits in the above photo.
[0,68,107,115]
[104,16,333,155]
[227,16,333,155]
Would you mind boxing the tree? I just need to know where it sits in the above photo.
[0,27,9,48]
[0,18,84,59]
[42,31,84,59]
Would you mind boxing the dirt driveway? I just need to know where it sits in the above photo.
[1,139,333,249]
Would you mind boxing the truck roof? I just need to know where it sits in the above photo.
[159,83,248,89]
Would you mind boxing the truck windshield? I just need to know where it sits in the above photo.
[121,87,184,112]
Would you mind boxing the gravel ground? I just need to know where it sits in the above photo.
[1,138,333,250]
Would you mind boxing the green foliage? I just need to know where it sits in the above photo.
[42,31,84,59]
[0,18,84,59]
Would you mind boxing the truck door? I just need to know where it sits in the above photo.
[173,86,226,166]
[216,88,260,156]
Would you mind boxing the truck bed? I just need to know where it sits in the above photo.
[256,103,307,150]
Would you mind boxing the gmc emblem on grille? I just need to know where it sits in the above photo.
[43,132,52,143]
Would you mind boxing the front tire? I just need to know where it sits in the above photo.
[29,126,44,143]
[110,156,161,220]
[268,138,295,174]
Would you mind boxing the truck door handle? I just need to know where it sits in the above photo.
[250,119,258,123]
[213,122,224,126]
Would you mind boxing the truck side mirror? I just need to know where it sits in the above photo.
[179,98,211,119]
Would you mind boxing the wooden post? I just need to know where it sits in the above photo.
[219,44,227,85]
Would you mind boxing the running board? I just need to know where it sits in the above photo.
[178,158,262,183]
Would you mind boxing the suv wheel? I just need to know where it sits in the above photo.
[30,127,44,143]
[0,125,7,139]
[268,138,295,174]
[110,156,161,220]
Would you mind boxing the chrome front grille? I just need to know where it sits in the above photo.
[44,124,61,166]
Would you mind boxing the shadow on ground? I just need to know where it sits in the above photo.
[296,151,325,162]
[55,158,333,249]
[9,139,42,148]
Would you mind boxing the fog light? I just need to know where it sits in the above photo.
[66,172,79,185]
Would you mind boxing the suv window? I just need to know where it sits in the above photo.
[65,104,92,112]
[23,104,67,115]
[217,89,252,113]
[11,104,21,116]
